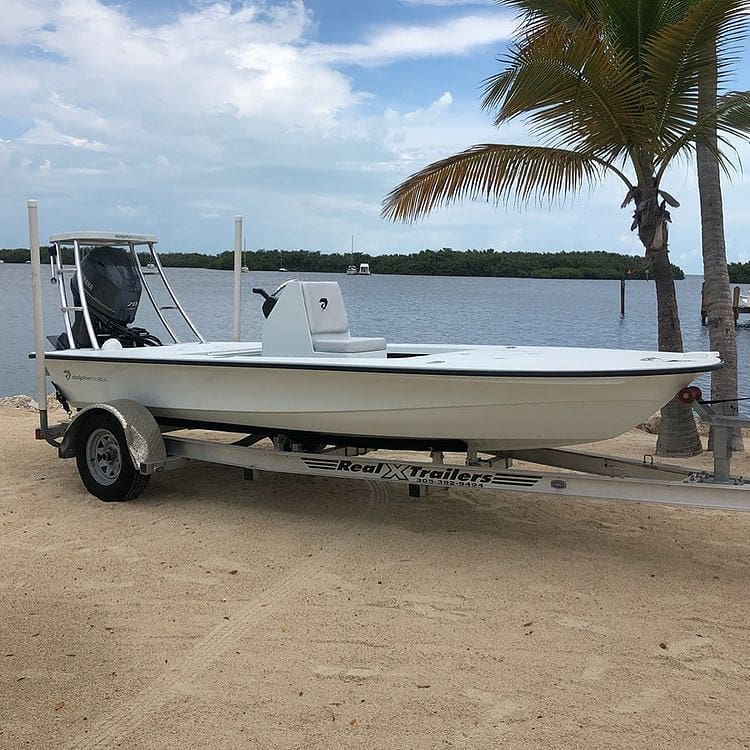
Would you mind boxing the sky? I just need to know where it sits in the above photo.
[2,0,750,273]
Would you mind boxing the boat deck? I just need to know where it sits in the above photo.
[43,341,722,377]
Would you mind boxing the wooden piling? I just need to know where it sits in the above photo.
[620,278,625,316]
[733,285,741,324]
[703,284,748,326]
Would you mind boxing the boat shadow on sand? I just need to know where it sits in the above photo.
[128,456,749,579]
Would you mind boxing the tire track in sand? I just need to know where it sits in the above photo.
[64,481,393,750]
[0,520,49,548]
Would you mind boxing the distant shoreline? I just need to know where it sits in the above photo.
[0,246,685,281]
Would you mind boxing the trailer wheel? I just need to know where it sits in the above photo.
[75,412,150,502]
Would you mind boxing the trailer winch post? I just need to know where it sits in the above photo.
[712,425,732,483]
[689,399,742,484]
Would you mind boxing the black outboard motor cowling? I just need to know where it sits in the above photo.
[73,245,142,324]
[63,245,161,349]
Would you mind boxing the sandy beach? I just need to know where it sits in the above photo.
[2,402,750,749]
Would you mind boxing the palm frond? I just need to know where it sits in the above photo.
[502,0,695,55]
[716,90,750,136]
[481,68,515,113]
[499,0,592,39]
[644,0,748,144]
[483,19,648,158]
[596,0,696,68]
[655,90,750,180]
[382,144,622,223]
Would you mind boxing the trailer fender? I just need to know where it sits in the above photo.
[59,400,166,470]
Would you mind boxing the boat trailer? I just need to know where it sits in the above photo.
[156,399,750,512]
[32,388,750,512]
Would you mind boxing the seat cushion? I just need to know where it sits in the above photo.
[300,282,350,335]
[313,336,387,353]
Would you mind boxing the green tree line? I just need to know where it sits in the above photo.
[727,262,750,284]
[0,246,684,280]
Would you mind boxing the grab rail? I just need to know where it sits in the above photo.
[40,231,206,350]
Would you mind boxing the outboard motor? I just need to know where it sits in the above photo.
[63,245,161,348]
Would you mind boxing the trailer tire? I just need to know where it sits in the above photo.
[75,411,150,502]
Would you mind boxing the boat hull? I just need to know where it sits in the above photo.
[45,354,706,450]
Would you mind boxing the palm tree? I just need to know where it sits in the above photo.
[382,0,750,456]
[697,44,744,450]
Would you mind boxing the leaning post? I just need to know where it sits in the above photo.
[28,199,48,435]
[233,215,243,341]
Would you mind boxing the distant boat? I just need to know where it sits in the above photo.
[143,262,158,275]
[241,238,251,273]
[241,239,249,272]
[345,235,359,274]
[278,248,287,272]
[358,263,371,275]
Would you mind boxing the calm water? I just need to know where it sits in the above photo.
[2,264,747,409]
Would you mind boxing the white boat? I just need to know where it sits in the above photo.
[358,262,371,275]
[37,231,721,452]
[241,237,250,272]
[345,235,360,275]
[143,262,158,275]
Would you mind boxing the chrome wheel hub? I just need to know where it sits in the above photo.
[85,428,122,486]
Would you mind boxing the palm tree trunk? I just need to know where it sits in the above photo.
[634,184,702,456]
[649,249,703,456]
[697,46,743,451]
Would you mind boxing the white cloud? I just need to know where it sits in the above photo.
[0,65,39,100]
[189,198,235,213]
[112,204,140,216]
[400,0,495,5]
[0,0,50,44]
[313,14,515,66]
[402,91,454,122]
[0,1,513,193]
[21,119,109,151]
[11,0,356,133]
[380,92,519,169]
